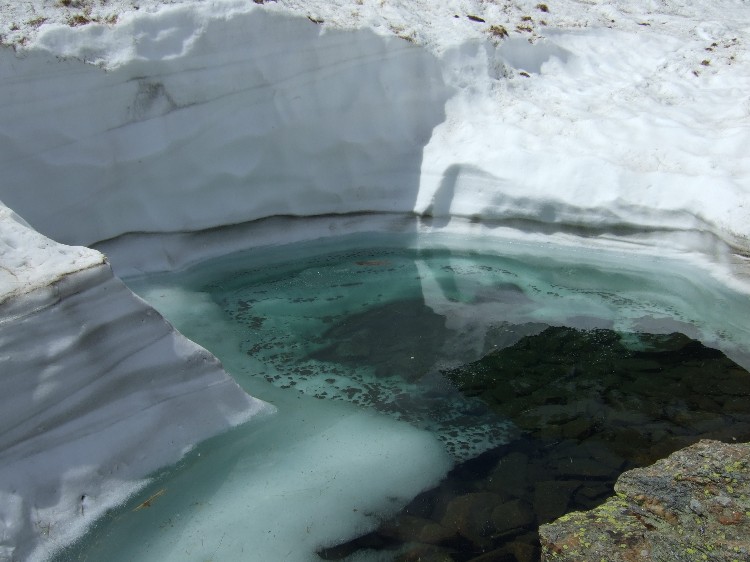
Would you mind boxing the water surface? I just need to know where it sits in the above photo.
[57,232,750,561]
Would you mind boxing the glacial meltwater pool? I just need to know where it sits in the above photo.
[55,232,750,562]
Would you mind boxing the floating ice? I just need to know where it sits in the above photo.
[55,399,451,562]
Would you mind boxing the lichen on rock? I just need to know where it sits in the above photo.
[539,439,750,561]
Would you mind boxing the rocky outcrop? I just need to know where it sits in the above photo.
[540,439,750,562]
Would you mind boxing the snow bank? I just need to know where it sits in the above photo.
[0,1,451,246]
[0,204,274,562]
[416,27,750,253]
[0,0,748,256]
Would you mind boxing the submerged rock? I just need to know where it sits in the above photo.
[312,298,449,381]
[328,327,750,561]
[539,439,750,561]
[444,326,750,464]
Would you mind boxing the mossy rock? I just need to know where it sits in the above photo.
[539,440,750,561]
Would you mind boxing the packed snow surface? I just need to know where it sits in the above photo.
[1,0,749,560]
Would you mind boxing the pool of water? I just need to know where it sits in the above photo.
[55,232,750,561]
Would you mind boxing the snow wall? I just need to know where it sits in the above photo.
[2,0,748,253]
[0,206,274,562]
[0,3,451,246]
[1,0,750,559]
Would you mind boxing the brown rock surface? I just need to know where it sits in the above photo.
[380,514,457,545]
[539,439,750,561]
[441,492,506,548]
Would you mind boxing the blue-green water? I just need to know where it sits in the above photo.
[57,232,750,561]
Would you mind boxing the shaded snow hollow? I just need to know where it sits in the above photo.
[1,0,749,560]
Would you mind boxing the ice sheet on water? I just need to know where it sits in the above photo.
[54,397,452,562]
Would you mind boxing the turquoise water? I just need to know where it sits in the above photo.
[57,232,750,561]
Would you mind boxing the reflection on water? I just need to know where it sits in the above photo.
[199,242,750,464]
[62,233,750,561]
